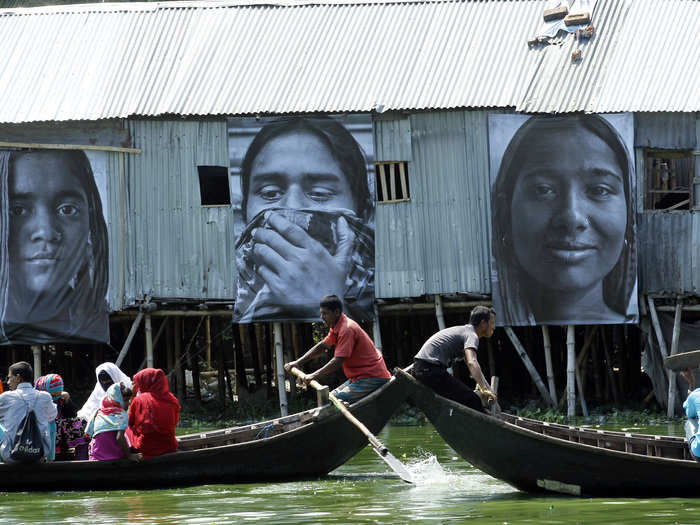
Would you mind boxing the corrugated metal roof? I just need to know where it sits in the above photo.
[0,0,697,122]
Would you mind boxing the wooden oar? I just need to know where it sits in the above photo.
[289,367,413,484]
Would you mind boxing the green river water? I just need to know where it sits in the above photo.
[2,423,699,524]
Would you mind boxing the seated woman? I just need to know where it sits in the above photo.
[86,383,142,462]
[35,374,86,461]
[126,368,181,458]
[77,362,132,423]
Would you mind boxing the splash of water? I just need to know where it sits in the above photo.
[405,454,515,496]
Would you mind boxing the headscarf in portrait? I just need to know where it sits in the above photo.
[233,116,375,323]
[0,148,109,344]
[491,115,637,326]
[77,362,132,422]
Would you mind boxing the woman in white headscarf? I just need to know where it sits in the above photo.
[77,362,132,422]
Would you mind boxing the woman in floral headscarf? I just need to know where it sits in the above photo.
[35,373,86,461]
[126,368,180,458]
[86,383,142,462]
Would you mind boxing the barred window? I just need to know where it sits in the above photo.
[644,150,694,210]
[375,161,410,203]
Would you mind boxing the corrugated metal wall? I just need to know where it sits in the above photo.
[374,110,491,298]
[112,119,232,308]
[635,112,700,295]
[104,111,699,307]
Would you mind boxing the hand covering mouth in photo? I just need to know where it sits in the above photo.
[233,208,374,322]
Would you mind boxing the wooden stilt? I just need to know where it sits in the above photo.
[601,327,619,405]
[165,319,174,380]
[575,362,589,417]
[32,345,42,378]
[115,312,144,367]
[435,295,446,331]
[667,296,683,417]
[273,322,288,416]
[372,304,383,354]
[542,326,558,406]
[566,325,576,418]
[145,314,154,369]
[592,329,603,399]
[217,320,226,404]
[175,318,185,401]
[205,316,212,370]
[233,324,248,394]
[263,324,273,398]
[648,296,670,368]
[505,327,554,407]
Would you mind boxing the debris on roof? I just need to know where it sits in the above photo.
[533,0,597,43]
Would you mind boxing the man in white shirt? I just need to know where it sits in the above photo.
[0,361,57,462]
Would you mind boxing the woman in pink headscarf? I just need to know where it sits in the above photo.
[126,368,181,458]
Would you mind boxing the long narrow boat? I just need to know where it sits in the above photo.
[395,368,700,497]
[0,374,407,491]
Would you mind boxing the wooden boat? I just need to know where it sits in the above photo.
[0,374,407,491]
[665,348,700,371]
[395,368,700,497]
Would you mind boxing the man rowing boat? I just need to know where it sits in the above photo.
[284,294,391,403]
[412,305,497,411]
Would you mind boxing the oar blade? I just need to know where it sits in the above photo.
[371,447,414,484]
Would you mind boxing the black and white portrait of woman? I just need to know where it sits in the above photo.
[0,149,109,344]
[229,115,375,323]
[489,113,638,326]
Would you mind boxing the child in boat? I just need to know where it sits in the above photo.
[35,374,90,460]
[682,367,700,459]
[86,383,143,462]
[126,368,180,458]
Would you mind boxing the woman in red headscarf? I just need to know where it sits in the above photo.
[125,368,181,458]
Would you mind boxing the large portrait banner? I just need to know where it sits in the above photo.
[488,113,638,326]
[228,115,375,323]
[0,148,110,344]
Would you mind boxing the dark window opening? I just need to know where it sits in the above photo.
[645,150,694,211]
[376,161,410,203]
[198,166,231,206]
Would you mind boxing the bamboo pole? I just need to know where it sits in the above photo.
[667,296,683,417]
[542,326,557,407]
[504,327,554,407]
[566,325,576,418]
[115,312,144,367]
[273,322,288,416]
[145,314,154,369]
[435,295,446,331]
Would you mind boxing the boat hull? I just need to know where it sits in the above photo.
[396,368,700,497]
[0,375,407,491]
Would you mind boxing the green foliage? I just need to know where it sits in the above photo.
[513,406,672,427]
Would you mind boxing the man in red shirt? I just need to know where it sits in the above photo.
[284,295,391,403]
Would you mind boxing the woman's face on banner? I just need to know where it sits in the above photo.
[245,130,356,220]
[509,123,627,292]
[8,151,90,295]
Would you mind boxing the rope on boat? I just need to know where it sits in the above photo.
[254,424,274,440]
